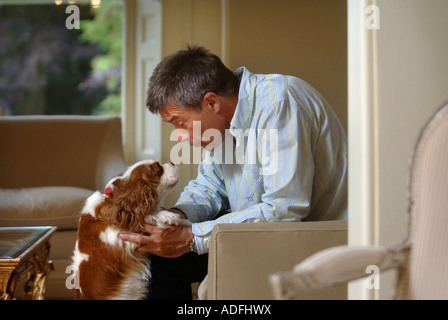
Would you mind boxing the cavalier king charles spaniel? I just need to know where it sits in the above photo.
[70,159,190,300]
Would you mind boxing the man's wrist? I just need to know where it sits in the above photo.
[189,235,198,253]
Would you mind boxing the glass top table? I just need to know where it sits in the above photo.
[0,225,56,299]
[0,226,54,259]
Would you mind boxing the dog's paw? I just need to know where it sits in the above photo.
[145,210,192,228]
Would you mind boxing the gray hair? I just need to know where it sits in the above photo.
[146,44,240,114]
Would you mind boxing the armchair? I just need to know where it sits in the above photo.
[198,220,347,300]
[269,99,448,300]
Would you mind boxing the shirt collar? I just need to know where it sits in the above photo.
[229,67,256,137]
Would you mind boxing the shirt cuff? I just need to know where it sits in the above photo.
[192,223,211,255]
[171,204,196,221]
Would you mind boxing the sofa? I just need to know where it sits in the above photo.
[0,115,127,299]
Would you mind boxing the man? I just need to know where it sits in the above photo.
[119,44,347,299]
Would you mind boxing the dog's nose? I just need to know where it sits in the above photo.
[170,162,175,166]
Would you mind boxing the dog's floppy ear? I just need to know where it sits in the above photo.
[106,177,158,232]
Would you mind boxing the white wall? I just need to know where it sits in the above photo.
[349,0,448,299]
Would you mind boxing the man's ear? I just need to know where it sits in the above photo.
[203,92,220,113]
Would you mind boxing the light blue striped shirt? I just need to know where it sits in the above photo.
[174,67,347,254]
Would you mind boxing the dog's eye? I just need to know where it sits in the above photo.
[157,163,164,175]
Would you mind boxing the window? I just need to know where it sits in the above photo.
[0,0,163,164]
[0,0,123,116]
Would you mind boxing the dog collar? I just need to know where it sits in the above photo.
[105,186,113,198]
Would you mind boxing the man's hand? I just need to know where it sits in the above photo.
[118,208,193,258]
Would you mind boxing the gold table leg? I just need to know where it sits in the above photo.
[21,241,52,300]
[0,268,20,300]
[0,240,52,300]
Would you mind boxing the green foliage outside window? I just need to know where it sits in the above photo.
[80,1,122,116]
[0,1,122,116]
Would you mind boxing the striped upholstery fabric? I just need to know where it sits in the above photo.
[401,100,448,299]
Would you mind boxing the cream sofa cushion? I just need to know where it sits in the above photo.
[0,186,91,230]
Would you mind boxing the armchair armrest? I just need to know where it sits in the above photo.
[202,220,347,300]
[269,243,410,300]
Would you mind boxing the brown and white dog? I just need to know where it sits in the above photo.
[70,159,190,300]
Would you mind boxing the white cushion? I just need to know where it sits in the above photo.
[0,186,93,230]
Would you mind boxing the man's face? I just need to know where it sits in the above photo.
[160,101,227,150]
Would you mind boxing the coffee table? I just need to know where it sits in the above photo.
[0,226,57,300]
